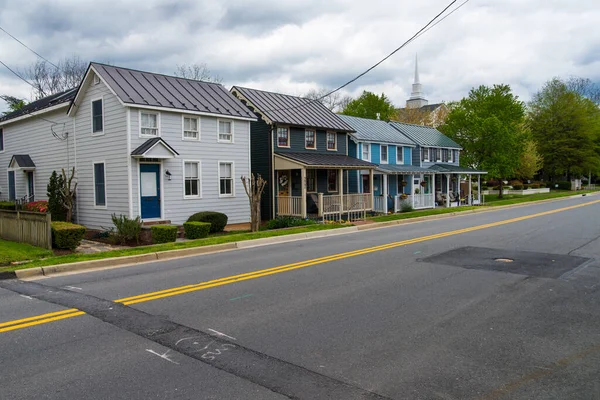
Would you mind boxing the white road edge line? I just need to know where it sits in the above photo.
[208,328,237,341]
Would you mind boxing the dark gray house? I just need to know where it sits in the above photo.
[230,87,376,220]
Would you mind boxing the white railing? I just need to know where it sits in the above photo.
[395,194,434,210]
[276,196,302,216]
[344,193,372,211]
[373,196,384,213]
[322,194,342,215]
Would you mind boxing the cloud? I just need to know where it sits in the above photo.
[1,0,600,113]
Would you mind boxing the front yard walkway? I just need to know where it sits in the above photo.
[76,240,127,254]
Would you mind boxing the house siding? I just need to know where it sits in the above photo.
[129,109,251,225]
[0,108,74,204]
[348,140,359,192]
[73,80,129,229]
[404,147,412,165]
[249,119,273,220]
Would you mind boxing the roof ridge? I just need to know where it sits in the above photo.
[389,120,437,129]
[233,85,313,101]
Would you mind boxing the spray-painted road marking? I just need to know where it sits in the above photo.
[1,199,598,334]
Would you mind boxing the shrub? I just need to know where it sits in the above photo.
[523,184,530,190]
[400,202,414,213]
[266,216,316,230]
[555,181,571,190]
[47,171,66,221]
[481,186,488,190]
[111,214,143,245]
[529,183,540,189]
[509,180,523,187]
[23,201,49,213]
[151,225,178,244]
[51,221,86,250]
[0,201,15,211]
[187,211,228,233]
[183,221,211,239]
[513,185,523,190]
[493,185,501,190]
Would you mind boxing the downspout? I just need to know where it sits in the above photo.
[126,108,133,218]
[271,123,276,219]
[72,116,78,224]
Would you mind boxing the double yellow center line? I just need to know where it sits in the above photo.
[1,199,598,334]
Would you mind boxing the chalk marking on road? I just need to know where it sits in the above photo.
[1,199,599,335]
[19,295,33,300]
[145,349,179,365]
[64,286,83,291]
[208,328,237,341]
[229,294,253,301]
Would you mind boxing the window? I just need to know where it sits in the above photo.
[397,146,403,163]
[442,149,449,162]
[277,127,290,147]
[327,170,338,192]
[183,117,199,140]
[381,145,388,164]
[184,161,201,197]
[218,120,233,142]
[305,130,316,149]
[219,162,234,196]
[422,147,429,162]
[0,128,3,152]
[140,112,159,136]
[326,132,336,150]
[92,99,103,134]
[306,169,316,192]
[93,162,106,207]
[435,148,441,162]
[362,143,370,161]
[449,149,454,162]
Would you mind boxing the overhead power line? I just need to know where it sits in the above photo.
[0,25,59,68]
[262,0,468,113]
[0,59,37,89]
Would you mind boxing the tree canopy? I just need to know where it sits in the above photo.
[340,91,396,120]
[0,95,26,116]
[439,84,528,196]
[528,78,600,179]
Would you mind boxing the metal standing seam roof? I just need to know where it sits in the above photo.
[231,86,354,132]
[389,121,461,149]
[0,88,77,123]
[337,115,415,146]
[9,154,36,168]
[376,164,435,175]
[275,152,376,168]
[131,137,179,156]
[428,164,487,174]
[89,63,256,120]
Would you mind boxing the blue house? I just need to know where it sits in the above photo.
[389,122,487,207]
[340,115,435,213]
[230,87,376,220]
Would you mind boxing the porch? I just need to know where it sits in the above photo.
[274,152,376,220]
[373,165,436,213]
[429,164,487,208]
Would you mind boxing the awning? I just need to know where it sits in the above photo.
[377,164,435,175]
[428,164,487,174]
[131,138,179,159]
[275,152,376,170]
[9,154,36,170]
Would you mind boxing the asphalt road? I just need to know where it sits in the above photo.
[1,195,600,400]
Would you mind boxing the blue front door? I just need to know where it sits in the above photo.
[8,171,15,201]
[140,164,161,219]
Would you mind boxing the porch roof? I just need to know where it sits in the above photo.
[131,137,179,159]
[9,154,36,169]
[428,164,487,174]
[275,152,376,169]
[377,164,434,175]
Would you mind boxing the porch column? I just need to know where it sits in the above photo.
[301,167,307,218]
[446,174,450,208]
[432,173,436,202]
[468,174,472,206]
[339,168,344,212]
[369,169,374,211]
[478,174,481,204]
[382,173,388,214]
[411,174,415,209]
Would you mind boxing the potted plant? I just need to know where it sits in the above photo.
[400,193,408,200]
[420,181,427,188]
[414,188,420,194]
[401,180,408,187]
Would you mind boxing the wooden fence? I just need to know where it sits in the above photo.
[0,210,52,249]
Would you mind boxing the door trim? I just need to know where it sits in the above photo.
[139,161,163,220]
[26,171,34,200]
[7,169,16,201]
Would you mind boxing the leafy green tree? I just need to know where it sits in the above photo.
[1,95,26,116]
[439,84,528,198]
[47,171,67,221]
[528,78,600,180]
[341,91,396,120]
[515,140,543,180]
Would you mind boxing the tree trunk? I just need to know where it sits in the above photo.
[498,179,504,199]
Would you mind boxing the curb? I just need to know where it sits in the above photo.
[9,192,598,279]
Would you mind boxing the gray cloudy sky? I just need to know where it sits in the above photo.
[0,0,599,113]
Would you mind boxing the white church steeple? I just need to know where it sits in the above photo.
[406,54,429,109]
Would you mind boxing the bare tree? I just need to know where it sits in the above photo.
[304,88,353,112]
[60,167,78,223]
[174,63,222,83]
[241,174,267,232]
[566,76,600,105]
[23,56,87,99]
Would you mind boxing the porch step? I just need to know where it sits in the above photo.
[142,220,172,227]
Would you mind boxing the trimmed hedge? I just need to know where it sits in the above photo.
[266,216,316,230]
[555,181,571,190]
[0,201,15,210]
[529,183,540,189]
[183,221,211,239]
[187,211,228,233]
[513,184,523,190]
[51,221,86,250]
[151,225,178,244]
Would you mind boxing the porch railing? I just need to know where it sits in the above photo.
[394,194,435,211]
[373,196,385,213]
[276,196,302,217]
[343,193,372,211]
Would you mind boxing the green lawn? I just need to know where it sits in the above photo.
[370,190,597,223]
[0,239,53,266]
[0,223,349,273]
